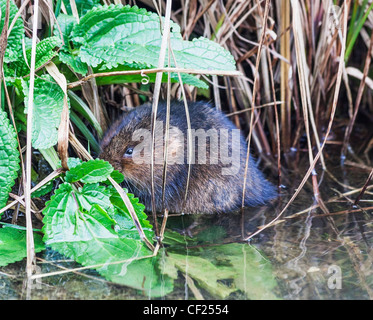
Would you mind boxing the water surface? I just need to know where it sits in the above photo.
[1,154,372,300]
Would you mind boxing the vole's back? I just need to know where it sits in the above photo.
[100,101,276,214]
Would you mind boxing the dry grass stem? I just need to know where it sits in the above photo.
[24,0,40,278]
[67,67,242,89]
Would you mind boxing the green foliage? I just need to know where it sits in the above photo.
[345,0,373,62]
[70,111,100,153]
[62,0,100,17]
[65,159,113,183]
[0,156,279,298]
[31,180,54,198]
[53,4,235,88]
[22,75,66,150]
[72,5,235,71]
[0,108,20,212]
[0,0,24,63]
[42,159,172,296]
[54,14,88,75]
[0,227,45,267]
[7,36,62,77]
[68,91,103,138]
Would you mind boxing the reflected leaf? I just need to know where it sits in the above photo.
[164,242,280,299]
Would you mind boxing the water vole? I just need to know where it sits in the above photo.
[100,101,276,214]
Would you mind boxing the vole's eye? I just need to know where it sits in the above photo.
[124,147,134,157]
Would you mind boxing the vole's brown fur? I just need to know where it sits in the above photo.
[100,101,276,214]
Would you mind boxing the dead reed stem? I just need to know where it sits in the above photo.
[24,0,40,279]
[67,67,242,89]
[150,0,173,238]
[280,0,291,153]
[342,28,373,158]
[241,0,270,201]
[245,0,350,241]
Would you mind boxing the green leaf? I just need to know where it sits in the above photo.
[54,14,88,75]
[61,157,83,170]
[22,75,66,149]
[0,227,45,267]
[59,51,88,75]
[0,108,20,211]
[40,147,61,171]
[56,5,215,87]
[72,4,236,72]
[0,0,24,63]
[109,190,153,240]
[68,91,103,138]
[70,111,100,153]
[62,0,100,16]
[345,2,373,62]
[42,183,112,244]
[8,36,62,77]
[65,159,113,184]
[55,13,76,50]
[31,180,54,198]
[42,182,172,296]
[109,170,124,184]
[75,183,113,212]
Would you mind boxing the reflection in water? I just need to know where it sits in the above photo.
[243,157,373,300]
[176,152,373,300]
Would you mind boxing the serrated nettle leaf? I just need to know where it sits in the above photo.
[109,191,149,223]
[8,36,62,77]
[109,170,124,184]
[75,183,113,212]
[31,180,54,198]
[55,14,88,75]
[22,75,66,150]
[42,181,171,296]
[43,181,150,243]
[57,157,83,170]
[42,183,115,244]
[58,51,88,75]
[0,108,20,211]
[100,169,125,185]
[65,159,113,184]
[0,0,24,63]
[62,0,101,17]
[72,4,236,73]
[109,191,153,240]
[0,227,45,267]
